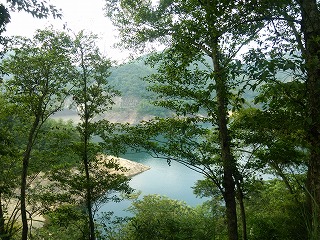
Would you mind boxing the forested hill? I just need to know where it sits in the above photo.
[104,57,169,124]
[53,57,167,124]
[54,54,258,124]
[104,56,256,124]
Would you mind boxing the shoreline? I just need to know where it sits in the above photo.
[6,156,151,230]
[98,155,151,177]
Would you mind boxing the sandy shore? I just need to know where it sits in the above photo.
[5,156,150,229]
[98,155,151,177]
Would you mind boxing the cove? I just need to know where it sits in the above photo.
[97,151,207,218]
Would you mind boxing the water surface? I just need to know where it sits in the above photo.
[98,152,206,218]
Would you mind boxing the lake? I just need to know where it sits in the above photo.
[97,151,207,218]
[51,111,208,217]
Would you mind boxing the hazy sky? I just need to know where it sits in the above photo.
[3,0,130,62]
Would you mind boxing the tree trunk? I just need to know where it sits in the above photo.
[21,151,30,240]
[83,132,95,240]
[21,116,40,240]
[212,39,238,240]
[0,193,9,240]
[82,70,96,240]
[236,180,247,240]
[300,0,320,239]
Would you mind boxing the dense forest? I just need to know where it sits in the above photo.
[0,0,320,240]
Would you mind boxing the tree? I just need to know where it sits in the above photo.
[245,179,307,240]
[69,30,131,240]
[105,1,263,239]
[234,0,320,237]
[297,2,320,238]
[107,194,218,240]
[0,99,79,240]
[1,28,75,240]
[230,81,309,238]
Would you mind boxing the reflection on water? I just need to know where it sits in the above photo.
[97,152,206,218]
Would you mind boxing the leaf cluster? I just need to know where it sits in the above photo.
[5,0,62,19]
[109,194,218,240]
[2,28,75,120]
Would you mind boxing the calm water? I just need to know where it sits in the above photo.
[97,151,206,218]
[52,112,207,217]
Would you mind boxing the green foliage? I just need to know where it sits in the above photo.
[46,154,132,202]
[0,95,21,240]
[0,92,80,240]
[108,58,153,98]
[231,80,308,180]
[32,205,90,240]
[107,195,218,240]
[71,31,119,121]
[0,0,316,239]
[0,4,10,34]
[29,119,80,172]
[246,179,308,240]
[2,28,75,119]
[104,2,267,239]
[1,0,61,24]
[144,51,216,118]
[0,0,61,71]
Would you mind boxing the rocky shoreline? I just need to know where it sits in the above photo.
[98,155,151,177]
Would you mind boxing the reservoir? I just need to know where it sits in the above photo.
[97,151,206,218]
[52,110,207,217]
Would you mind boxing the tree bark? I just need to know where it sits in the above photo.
[21,116,41,240]
[21,149,30,240]
[0,193,9,240]
[83,125,96,240]
[299,0,320,239]
[236,180,247,240]
[82,64,96,240]
[212,39,238,240]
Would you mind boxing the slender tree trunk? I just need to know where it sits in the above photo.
[236,181,247,240]
[82,68,95,240]
[21,152,30,240]
[0,193,9,240]
[299,1,320,239]
[21,117,40,240]
[83,129,95,240]
[84,159,95,240]
[212,39,238,240]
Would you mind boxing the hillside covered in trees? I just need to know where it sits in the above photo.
[104,58,171,123]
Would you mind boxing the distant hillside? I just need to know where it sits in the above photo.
[53,55,256,124]
[105,57,170,124]
[103,56,258,124]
